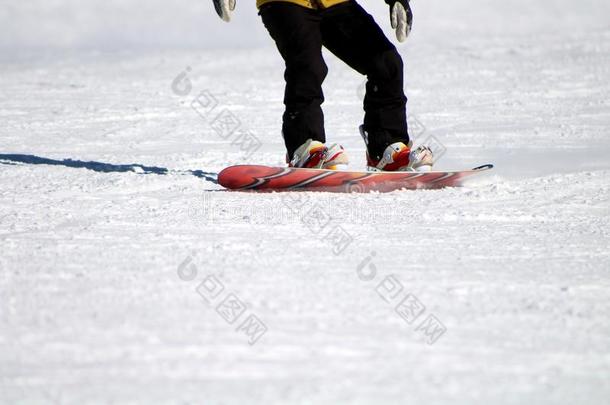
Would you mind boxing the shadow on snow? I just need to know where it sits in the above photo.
[0,153,218,184]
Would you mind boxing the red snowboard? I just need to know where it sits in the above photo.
[218,164,493,192]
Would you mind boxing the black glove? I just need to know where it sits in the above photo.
[213,0,236,22]
[384,0,413,42]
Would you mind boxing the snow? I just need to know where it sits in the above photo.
[1,0,610,404]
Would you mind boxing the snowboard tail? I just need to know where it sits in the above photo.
[218,164,493,192]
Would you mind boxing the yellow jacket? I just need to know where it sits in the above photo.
[256,0,349,10]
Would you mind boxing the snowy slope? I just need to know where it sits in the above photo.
[1,0,610,404]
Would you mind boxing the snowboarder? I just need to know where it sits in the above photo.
[213,0,433,171]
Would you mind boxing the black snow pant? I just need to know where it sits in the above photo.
[260,0,409,161]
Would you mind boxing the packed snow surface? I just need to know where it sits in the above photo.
[1,0,609,404]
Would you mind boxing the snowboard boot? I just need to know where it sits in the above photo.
[367,142,434,172]
[360,126,433,172]
[288,139,349,170]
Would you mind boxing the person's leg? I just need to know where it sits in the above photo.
[259,3,327,160]
[320,1,409,160]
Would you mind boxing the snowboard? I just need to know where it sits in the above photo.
[218,164,493,192]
